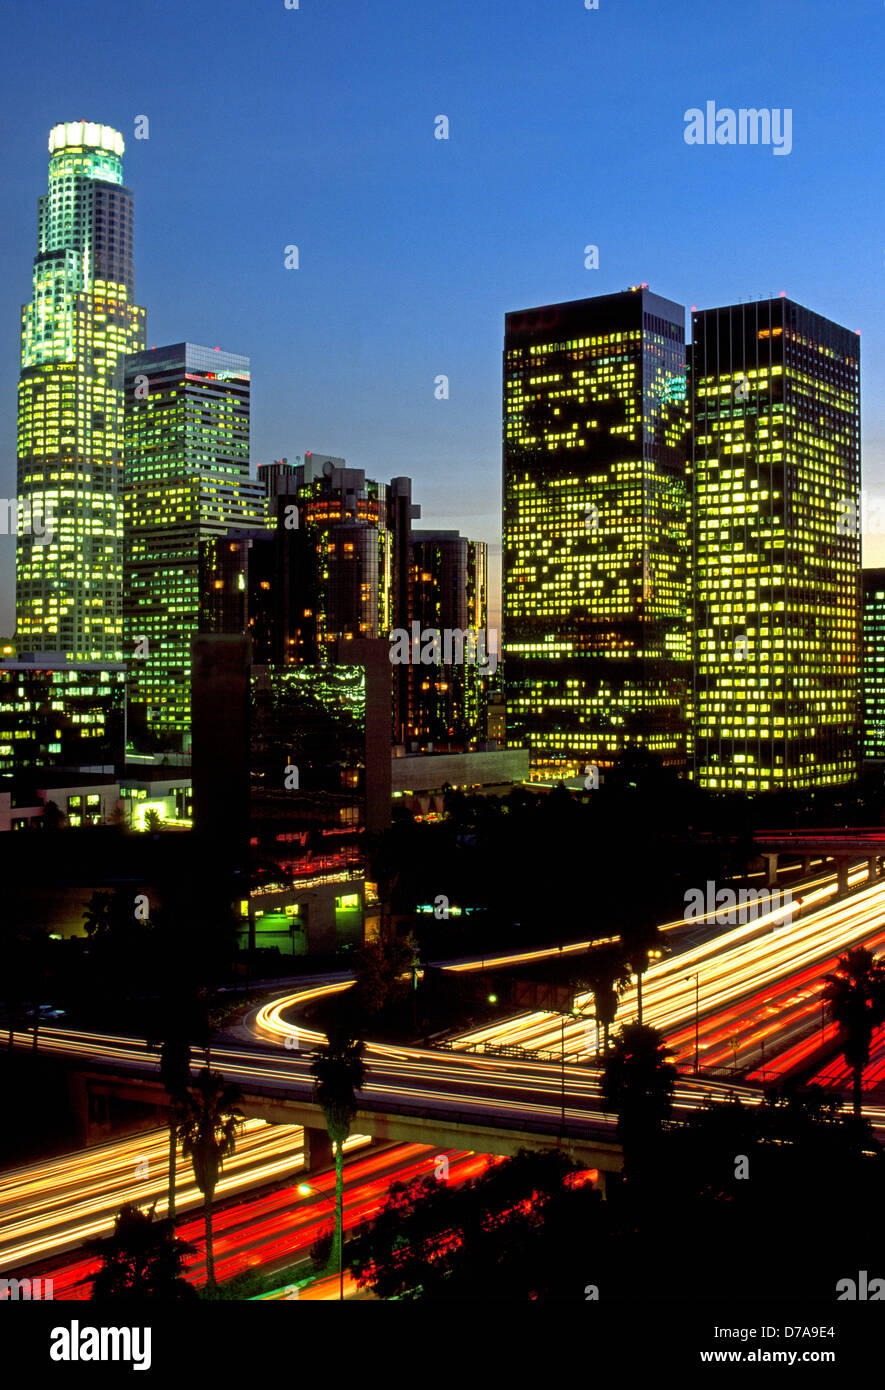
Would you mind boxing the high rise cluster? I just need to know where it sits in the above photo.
[11,125,491,766]
[503,286,864,793]
[6,125,878,807]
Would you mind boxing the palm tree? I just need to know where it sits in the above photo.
[177,1069,243,1288]
[823,947,885,1118]
[602,1022,677,1184]
[154,1024,193,1221]
[310,1025,365,1298]
[85,1202,196,1300]
[82,889,128,940]
[581,942,632,1055]
[619,919,663,1026]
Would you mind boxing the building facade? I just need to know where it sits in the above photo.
[123,342,267,750]
[408,530,489,746]
[503,286,690,779]
[862,569,885,762]
[16,122,146,661]
[0,656,125,778]
[691,297,861,791]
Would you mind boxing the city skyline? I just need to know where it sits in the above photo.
[3,0,885,639]
[5,1,885,1344]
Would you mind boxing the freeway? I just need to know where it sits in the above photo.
[11,870,885,1160]
[440,872,885,1078]
[0,1120,369,1273]
[14,1143,491,1299]
[5,858,884,1296]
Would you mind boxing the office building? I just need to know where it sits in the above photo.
[503,286,690,778]
[0,655,125,777]
[409,530,490,746]
[16,122,146,661]
[123,342,267,750]
[691,297,861,791]
[862,569,885,762]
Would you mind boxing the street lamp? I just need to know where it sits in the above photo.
[298,1181,344,1301]
[559,1002,583,1131]
[685,973,700,1074]
[634,947,663,1025]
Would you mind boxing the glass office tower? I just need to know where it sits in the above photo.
[503,286,690,779]
[16,122,146,661]
[123,343,267,751]
[862,569,885,762]
[410,530,489,746]
[691,297,861,791]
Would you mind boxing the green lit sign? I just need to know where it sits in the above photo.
[662,373,687,405]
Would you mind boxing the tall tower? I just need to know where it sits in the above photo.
[409,530,489,746]
[503,287,690,779]
[691,297,861,791]
[123,343,266,752]
[293,455,392,659]
[862,569,885,763]
[16,122,146,660]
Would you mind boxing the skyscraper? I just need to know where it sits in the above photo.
[502,287,690,779]
[16,122,146,661]
[691,297,861,791]
[199,462,491,745]
[409,530,489,746]
[123,343,267,751]
[862,569,885,762]
[293,455,391,659]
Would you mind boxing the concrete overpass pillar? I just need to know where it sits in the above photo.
[763,853,779,887]
[304,897,337,954]
[837,858,849,894]
[302,1125,333,1172]
[66,1072,90,1147]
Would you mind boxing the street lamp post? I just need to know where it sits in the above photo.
[298,1181,343,1300]
[559,1002,583,1133]
[636,947,663,1026]
[561,1013,566,1130]
[685,973,700,1074]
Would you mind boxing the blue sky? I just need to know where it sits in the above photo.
[1,0,884,632]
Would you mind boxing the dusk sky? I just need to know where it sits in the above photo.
[2,0,884,634]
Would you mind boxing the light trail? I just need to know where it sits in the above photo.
[25,1145,491,1299]
[0,1120,369,1272]
[8,860,885,1289]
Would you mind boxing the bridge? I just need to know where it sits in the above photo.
[754,827,885,892]
[22,1026,627,1187]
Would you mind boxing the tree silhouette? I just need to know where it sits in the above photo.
[147,998,200,1222]
[85,1203,196,1300]
[177,1069,243,1288]
[580,942,632,1054]
[352,923,414,1017]
[310,1024,365,1297]
[602,1022,677,1185]
[824,947,885,1118]
[350,1148,606,1301]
